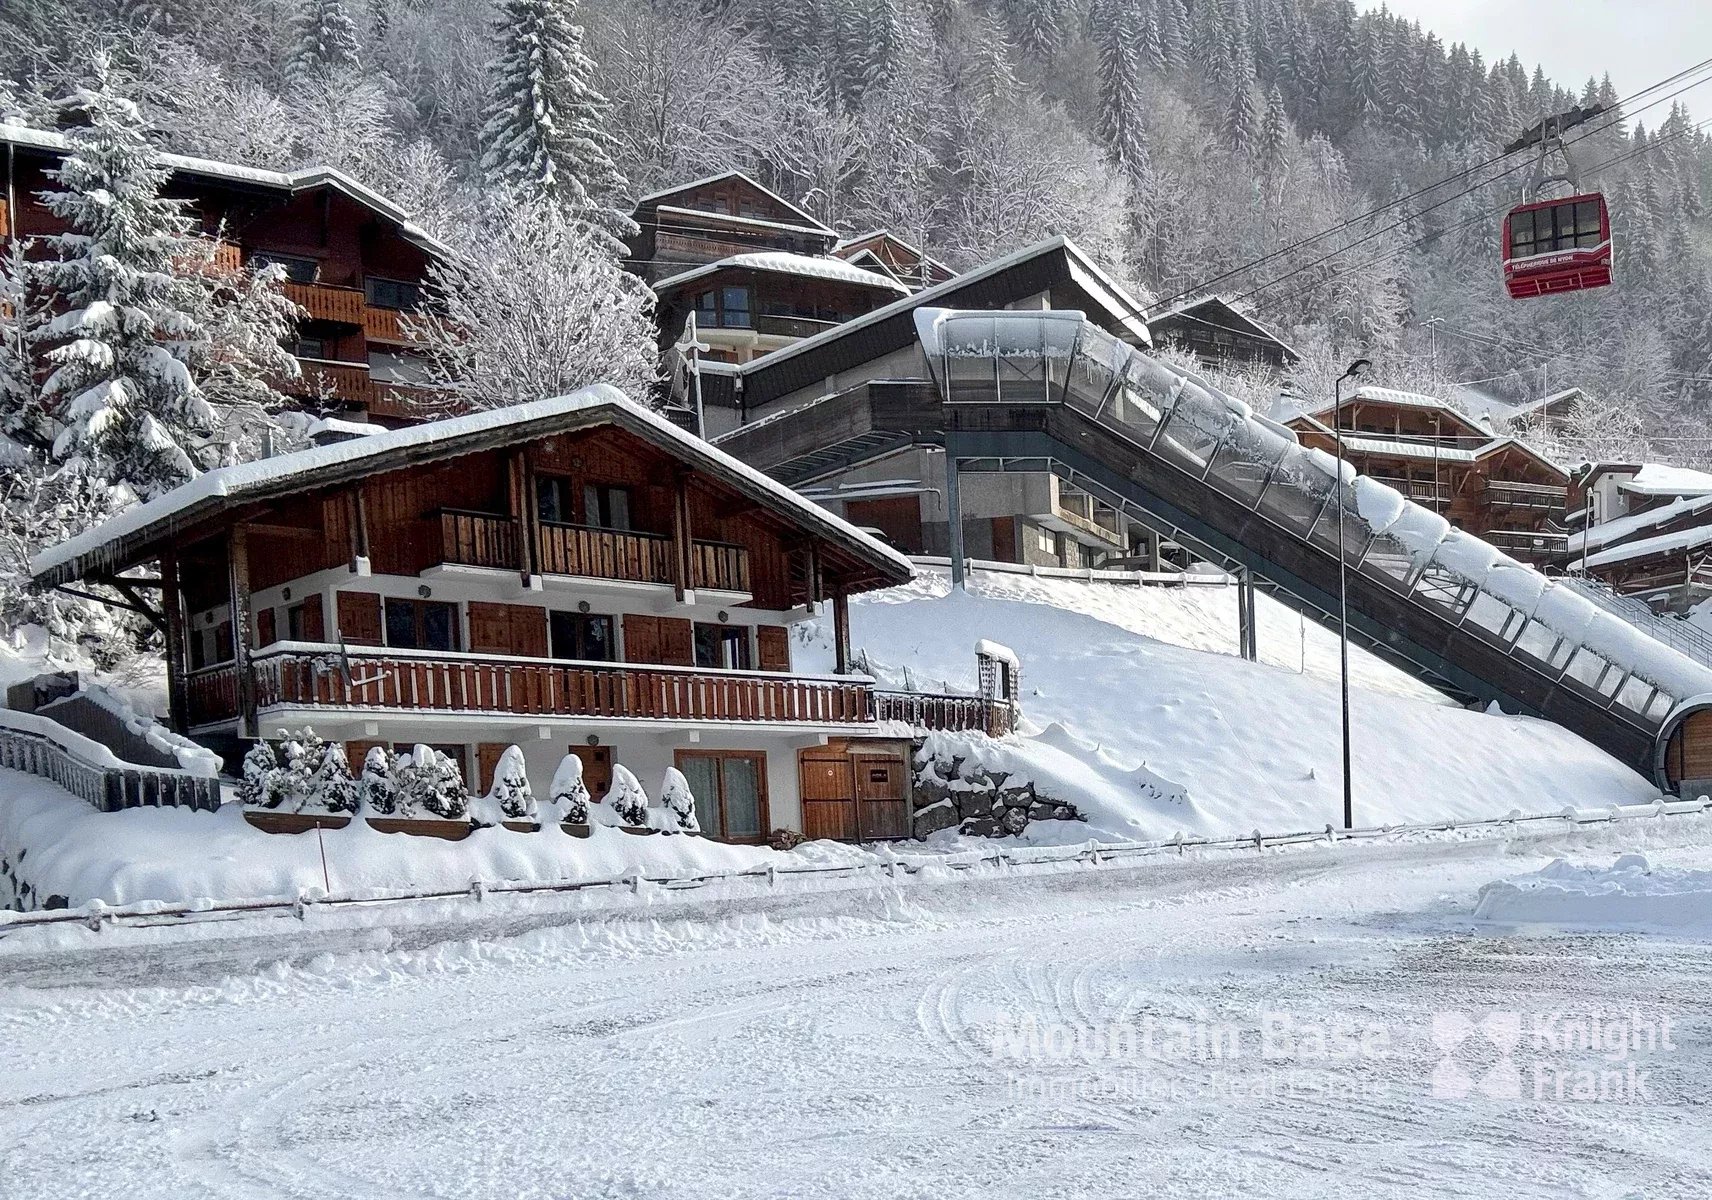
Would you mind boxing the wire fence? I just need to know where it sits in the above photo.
[5,795,1707,938]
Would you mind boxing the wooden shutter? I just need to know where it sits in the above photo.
[511,606,548,658]
[476,742,509,794]
[468,602,515,654]
[658,616,695,666]
[300,594,325,641]
[622,613,660,663]
[757,625,791,672]
[336,591,383,645]
[256,608,277,647]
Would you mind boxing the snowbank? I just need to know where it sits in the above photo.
[809,567,1661,842]
[1474,854,1712,934]
[0,769,870,908]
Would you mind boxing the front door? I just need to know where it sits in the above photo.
[853,752,909,838]
[572,745,613,801]
[799,752,857,841]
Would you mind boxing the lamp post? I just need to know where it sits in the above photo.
[1333,357,1372,830]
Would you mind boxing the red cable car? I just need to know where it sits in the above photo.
[1502,192,1612,299]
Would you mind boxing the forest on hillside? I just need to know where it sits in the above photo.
[2,0,1711,465]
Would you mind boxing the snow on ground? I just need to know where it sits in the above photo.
[802,567,1661,841]
[5,819,1712,1198]
[1475,852,1712,933]
[0,769,871,909]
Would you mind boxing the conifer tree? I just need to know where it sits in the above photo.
[1223,80,1257,154]
[1017,0,1061,62]
[34,60,218,497]
[288,0,362,83]
[479,0,637,253]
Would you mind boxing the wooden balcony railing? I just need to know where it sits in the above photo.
[185,663,240,726]
[282,281,366,325]
[754,313,841,339]
[876,691,1014,738]
[440,512,751,592]
[1373,475,1455,505]
[285,357,375,404]
[251,648,877,725]
[362,305,425,343]
[1484,528,1569,558]
[1482,479,1569,509]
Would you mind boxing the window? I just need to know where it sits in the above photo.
[549,611,616,662]
[1036,527,1056,555]
[691,285,753,329]
[677,751,767,841]
[583,484,632,531]
[369,350,429,384]
[537,475,573,524]
[694,623,751,670]
[287,335,327,360]
[251,252,318,283]
[365,277,421,310]
[384,598,458,651]
[1512,200,1604,258]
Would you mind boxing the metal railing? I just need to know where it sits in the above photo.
[1556,573,1712,671]
[0,715,221,813]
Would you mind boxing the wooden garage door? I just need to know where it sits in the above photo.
[799,753,857,841]
[853,751,910,839]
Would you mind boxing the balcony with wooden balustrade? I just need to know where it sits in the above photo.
[282,280,367,326]
[438,509,751,594]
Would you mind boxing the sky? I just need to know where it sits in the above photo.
[1376,1,1710,107]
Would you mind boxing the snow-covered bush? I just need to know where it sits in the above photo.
[543,753,590,825]
[275,728,326,812]
[237,741,284,809]
[310,742,358,815]
[472,745,536,826]
[358,746,399,815]
[395,743,470,821]
[656,767,699,833]
[604,763,649,827]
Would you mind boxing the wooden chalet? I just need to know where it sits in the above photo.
[1564,463,1712,611]
[1145,296,1298,371]
[653,252,909,365]
[32,389,1013,843]
[624,171,839,285]
[833,230,955,291]
[1286,386,1571,564]
[2,123,443,425]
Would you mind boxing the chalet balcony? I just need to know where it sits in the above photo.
[754,313,841,339]
[1484,528,1569,559]
[1372,475,1455,507]
[285,357,375,404]
[438,510,752,594]
[282,280,366,326]
[1482,479,1568,510]
[363,305,426,344]
[187,647,1013,736]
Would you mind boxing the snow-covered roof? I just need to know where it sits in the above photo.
[0,123,452,261]
[1341,435,1480,463]
[653,204,835,240]
[1618,463,1712,498]
[32,387,913,586]
[1144,294,1300,360]
[1581,524,1712,570]
[632,170,834,234]
[652,252,911,296]
[1568,492,1712,555]
[832,229,952,275]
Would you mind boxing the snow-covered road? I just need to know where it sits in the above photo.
[5,828,1712,1198]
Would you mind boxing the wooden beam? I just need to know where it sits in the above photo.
[104,577,166,630]
[160,551,189,734]
[507,449,535,584]
[53,584,153,620]
[670,470,691,601]
[349,486,370,569]
[832,587,851,675]
[228,524,257,739]
[245,522,322,542]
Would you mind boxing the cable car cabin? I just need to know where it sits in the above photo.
[1502,193,1613,299]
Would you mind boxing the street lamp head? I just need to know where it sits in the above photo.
[1340,358,1373,382]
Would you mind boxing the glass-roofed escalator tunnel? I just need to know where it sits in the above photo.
[912,307,1712,794]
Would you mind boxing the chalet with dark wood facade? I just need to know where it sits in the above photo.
[1563,463,1712,611]
[833,230,955,291]
[1145,296,1298,372]
[2,123,442,425]
[33,388,1022,843]
[625,171,839,285]
[1285,386,1571,564]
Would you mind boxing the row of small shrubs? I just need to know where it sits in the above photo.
[239,729,700,832]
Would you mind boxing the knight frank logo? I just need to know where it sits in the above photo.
[1431,1009,1675,1103]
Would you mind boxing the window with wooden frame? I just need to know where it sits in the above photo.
[549,611,616,662]
[383,597,459,651]
[250,252,318,283]
[536,474,574,525]
[675,750,768,842]
[364,276,421,310]
[582,483,632,531]
[693,623,751,670]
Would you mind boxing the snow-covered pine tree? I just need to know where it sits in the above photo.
[288,0,362,83]
[1016,0,1061,62]
[0,464,133,667]
[359,745,399,815]
[277,727,327,811]
[429,748,470,820]
[1260,85,1289,176]
[33,59,219,497]
[238,740,285,808]
[406,192,655,412]
[311,742,359,814]
[485,745,536,821]
[0,240,37,441]
[1223,80,1256,155]
[543,752,590,824]
[478,0,637,254]
[605,763,649,826]
[1094,1,1147,180]
[658,766,699,833]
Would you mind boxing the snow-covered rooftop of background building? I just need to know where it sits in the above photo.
[31,386,913,583]
[1580,524,1712,570]
[1619,463,1712,498]
[1340,435,1479,463]
[0,123,452,261]
[1568,492,1712,555]
[652,252,911,296]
